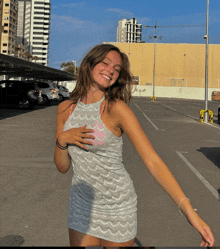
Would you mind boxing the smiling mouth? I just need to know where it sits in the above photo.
[102,75,111,81]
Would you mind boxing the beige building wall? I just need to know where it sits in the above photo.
[111,42,220,89]
[1,0,18,56]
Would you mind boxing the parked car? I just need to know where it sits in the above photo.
[26,81,59,105]
[57,85,70,102]
[0,80,42,109]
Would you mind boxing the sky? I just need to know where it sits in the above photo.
[48,0,220,69]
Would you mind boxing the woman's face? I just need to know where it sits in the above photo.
[91,50,122,90]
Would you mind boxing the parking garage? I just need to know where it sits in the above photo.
[0,54,75,82]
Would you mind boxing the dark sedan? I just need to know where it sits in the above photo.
[0,80,42,109]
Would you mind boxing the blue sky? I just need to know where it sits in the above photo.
[49,0,220,69]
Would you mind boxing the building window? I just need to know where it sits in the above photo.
[2,50,7,53]
[34,7,44,9]
[3,43,7,46]
[34,22,44,25]
[34,1,46,4]
[34,12,44,15]
[4,30,8,33]
[4,23,9,26]
[5,3,10,7]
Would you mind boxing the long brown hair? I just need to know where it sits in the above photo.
[70,44,132,104]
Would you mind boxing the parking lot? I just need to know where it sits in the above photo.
[0,97,220,247]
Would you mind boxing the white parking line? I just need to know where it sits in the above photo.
[176,151,219,200]
[134,103,160,131]
[160,104,178,112]
[160,103,198,121]
[160,103,220,130]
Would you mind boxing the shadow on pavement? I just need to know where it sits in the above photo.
[0,101,59,120]
[134,237,144,247]
[0,235,25,247]
[197,147,220,170]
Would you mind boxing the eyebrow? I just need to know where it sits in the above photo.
[104,56,122,69]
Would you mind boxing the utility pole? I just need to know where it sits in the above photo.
[144,22,205,103]
[144,22,162,102]
[204,0,209,123]
[72,60,76,74]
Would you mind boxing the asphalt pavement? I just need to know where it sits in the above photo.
[0,97,220,247]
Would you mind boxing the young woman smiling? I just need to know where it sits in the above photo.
[54,44,215,248]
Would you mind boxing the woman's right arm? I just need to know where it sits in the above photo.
[54,101,72,174]
[54,101,95,174]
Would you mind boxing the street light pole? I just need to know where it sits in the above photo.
[144,22,161,102]
[152,24,157,102]
[72,60,76,74]
[204,0,209,123]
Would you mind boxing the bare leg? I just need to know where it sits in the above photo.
[69,228,101,247]
[101,237,135,248]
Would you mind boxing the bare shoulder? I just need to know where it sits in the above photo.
[56,99,77,126]
[109,99,133,117]
[107,99,136,129]
[57,99,75,115]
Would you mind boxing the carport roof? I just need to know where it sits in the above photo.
[0,54,75,81]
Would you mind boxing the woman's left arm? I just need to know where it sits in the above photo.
[113,100,215,247]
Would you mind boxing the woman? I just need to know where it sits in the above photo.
[54,44,215,247]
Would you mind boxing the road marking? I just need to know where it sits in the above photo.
[160,104,178,112]
[134,103,160,131]
[204,122,220,130]
[160,104,198,121]
[176,151,219,200]
[160,103,220,130]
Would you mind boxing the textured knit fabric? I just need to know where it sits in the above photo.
[63,97,137,243]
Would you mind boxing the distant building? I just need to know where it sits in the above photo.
[0,0,2,46]
[17,0,51,66]
[117,18,142,43]
[0,0,18,56]
[17,0,32,57]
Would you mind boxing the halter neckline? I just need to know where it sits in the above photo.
[78,96,105,106]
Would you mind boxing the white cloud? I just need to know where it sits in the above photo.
[52,2,86,9]
[51,14,105,34]
[106,8,134,17]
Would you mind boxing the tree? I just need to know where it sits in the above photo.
[24,51,32,61]
[32,56,39,63]
[60,61,78,74]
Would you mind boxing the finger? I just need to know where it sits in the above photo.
[75,141,89,151]
[200,241,207,247]
[82,134,95,139]
[79,137,93,145]
[82,128,95,133]
[200,234,213,247]
[203,227,215,247]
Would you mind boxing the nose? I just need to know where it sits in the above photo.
[106,64,114,74]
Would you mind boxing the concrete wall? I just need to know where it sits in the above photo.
[63,42,220,101]
[63,81,216,101]
[111,42,220,89]
[131,85,218,101]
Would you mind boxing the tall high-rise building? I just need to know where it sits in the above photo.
[0,0,3,46]
[117,18,142,43]
[0,0,18,56]
[17,0,51,66]
[17,0,31,52]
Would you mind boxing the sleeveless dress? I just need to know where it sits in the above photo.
[63,97,137,243]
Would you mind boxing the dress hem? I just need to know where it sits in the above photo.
[67,225,136,243]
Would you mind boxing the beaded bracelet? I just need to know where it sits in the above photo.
[178,198,197,215]
[56,138,68,150]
